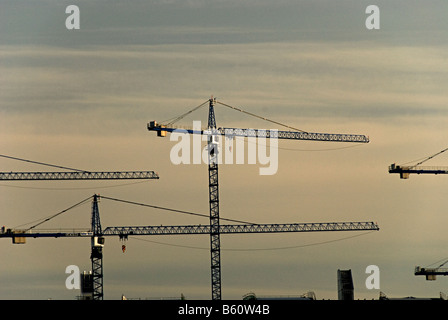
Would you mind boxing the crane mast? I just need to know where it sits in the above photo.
[90,195,104,300]
[207,97,222,300]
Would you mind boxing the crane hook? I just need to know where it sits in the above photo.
[119,235,128,253]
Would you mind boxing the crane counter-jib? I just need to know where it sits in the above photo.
[0,228,93,239]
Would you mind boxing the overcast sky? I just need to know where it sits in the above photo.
[1,0,448,300]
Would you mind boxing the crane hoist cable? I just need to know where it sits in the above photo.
[0,154,87,172]
[159,99,309,133]
[411,147,448,168]
[100,195,257,225]
[215,100,308,133]
[129,230,376,252]
[400,147,448,167]
[12,195,257,233]
[425,256,448,269]
[14,195,93,231]
[161,100,209,126]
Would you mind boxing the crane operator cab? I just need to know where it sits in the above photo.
[92,236,105,248]
[205,129,220,158]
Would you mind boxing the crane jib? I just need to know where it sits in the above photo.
[0,222,379,239]
[147,123,369,143]
[221,128,369,143]
[101,222,379,236]
[0,171,159,180]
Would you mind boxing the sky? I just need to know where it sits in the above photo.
[1,0,448,300]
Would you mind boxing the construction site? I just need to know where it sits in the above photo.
[1,1,448,303]
[1,97,448,300]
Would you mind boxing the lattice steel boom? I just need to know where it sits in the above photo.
[389,163,448,179]
[147,124,370,143]
[0,171,159,180]
[102,222,379,236]
[0,222,379,239]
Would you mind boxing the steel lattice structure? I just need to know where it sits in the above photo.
[0,171,159,180]
[102,222,379,236]
[0,221,380,238]
[90,195,104,300]
[207,98,222,300]
[219,128,369,143]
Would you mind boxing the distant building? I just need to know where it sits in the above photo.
[79,271,94,300]
[119,294,186,300]
[379,291,447,300]
[243,291,316,300]
[337,269,354,300]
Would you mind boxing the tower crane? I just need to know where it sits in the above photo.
[0,154,159,299]
[147,97,372,300]
[389,147,448,179]
[0,194,379,299]
[415,264,448,280]
[389,147,448,280]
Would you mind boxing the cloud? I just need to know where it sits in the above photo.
[2,0,448,300]
[2,41,447,127]
[2,0,447,47]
